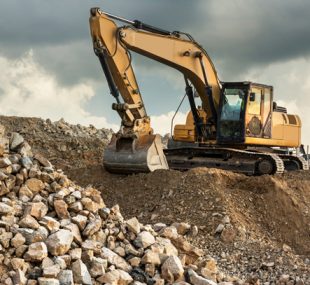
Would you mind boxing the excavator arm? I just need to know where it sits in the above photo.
[89,7,221,173]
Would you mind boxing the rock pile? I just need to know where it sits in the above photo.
[0,129,243,285]
[0,116,113,170]
[43,118,113,140]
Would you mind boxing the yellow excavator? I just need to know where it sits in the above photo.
[89,7,309,175]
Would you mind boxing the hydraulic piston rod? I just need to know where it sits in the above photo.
[90,8,172,36]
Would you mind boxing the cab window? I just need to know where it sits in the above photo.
[248,88,262,115]
[220,88,245,121]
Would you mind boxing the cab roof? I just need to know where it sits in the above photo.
[222,81,273,89]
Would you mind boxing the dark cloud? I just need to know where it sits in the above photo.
[1,0,310,142]
[0,0,205,85]
[1,0,310,87]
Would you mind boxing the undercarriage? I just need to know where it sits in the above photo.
[164,144,309,175]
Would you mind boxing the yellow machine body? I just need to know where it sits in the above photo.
[173,84,301,148]
[89,8,306,175]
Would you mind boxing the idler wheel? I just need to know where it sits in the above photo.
[257,159,274,175]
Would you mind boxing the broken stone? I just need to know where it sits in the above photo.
[126,217,141,234]
[97,269,133,285]
[11,233,26,248]
[12,269,27,285]
[101,247,132,272]
[41,216,60,233]
[24,242,48,262]
[0,171,8,181]
[81,197,101,213]
[82,217,101,236]
[161,255,184,283]
[27,202,48,220]
[21,157,33,169]
[64,223,82,245]
[38,278,60,285]
[46,230,73,256]
[0,231,13,248]
[90,257,106,278]
[187,269,217,285]
[69,248,82,261]
[54,200,70,219]
[34,154,52,168]
[215,224,225,234]
[10,133,24,150]
[160,226,179,240]
[134,231,156,249]
[19,142,33,157]
[11,258,29,272]
[19,185,34,201]
[0,202,13,214]
[43,264,60,278]
[172,222,191,235]
[0,157,12,168]
[142,250,161,265]
[42,257,54,269]
[200,259,218,281]
[19,215,40,229]
[71,214,87,230]
[58,270,74,285]
[71,259,92,285]
[26,178,45,194]
[81,239,103,254]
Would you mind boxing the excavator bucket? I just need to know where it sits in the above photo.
[104,134,169,173]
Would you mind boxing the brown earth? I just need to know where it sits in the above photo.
[65,166,310,255]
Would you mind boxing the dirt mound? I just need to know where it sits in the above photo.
[67,166,310,281]
[68,166,310,255]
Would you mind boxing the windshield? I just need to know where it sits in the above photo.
[220,88,245,121]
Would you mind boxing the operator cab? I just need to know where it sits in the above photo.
[217,82,273,144]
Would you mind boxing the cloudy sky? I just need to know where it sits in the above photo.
[1,0,310,144]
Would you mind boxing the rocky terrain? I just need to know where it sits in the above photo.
[0,115,309,284]
[0,116,113,170]
[0,128,230,285]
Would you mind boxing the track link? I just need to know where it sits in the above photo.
[278,154,309,171]
[165,147,285,175]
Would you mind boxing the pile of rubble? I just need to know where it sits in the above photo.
[0,116,113,170]
[0,129,246,284]
[43,118,113,140]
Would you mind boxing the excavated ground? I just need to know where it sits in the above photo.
[1,115,309,282]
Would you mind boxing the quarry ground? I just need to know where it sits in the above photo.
[1,115,309,283]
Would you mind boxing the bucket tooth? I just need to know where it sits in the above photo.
[104,134,169,174]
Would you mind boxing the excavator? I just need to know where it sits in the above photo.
[89,7,309,175]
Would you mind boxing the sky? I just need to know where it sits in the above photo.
[1,0,310,144]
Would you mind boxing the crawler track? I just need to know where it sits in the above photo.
[278,154,309,171]
[165,146,285,175]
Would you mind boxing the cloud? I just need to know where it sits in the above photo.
[2,0,310,86]
[151,111,188,135]
[0,51,118,130]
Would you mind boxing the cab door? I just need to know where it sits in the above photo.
[246,86,263,137]
[246,86,272,138]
